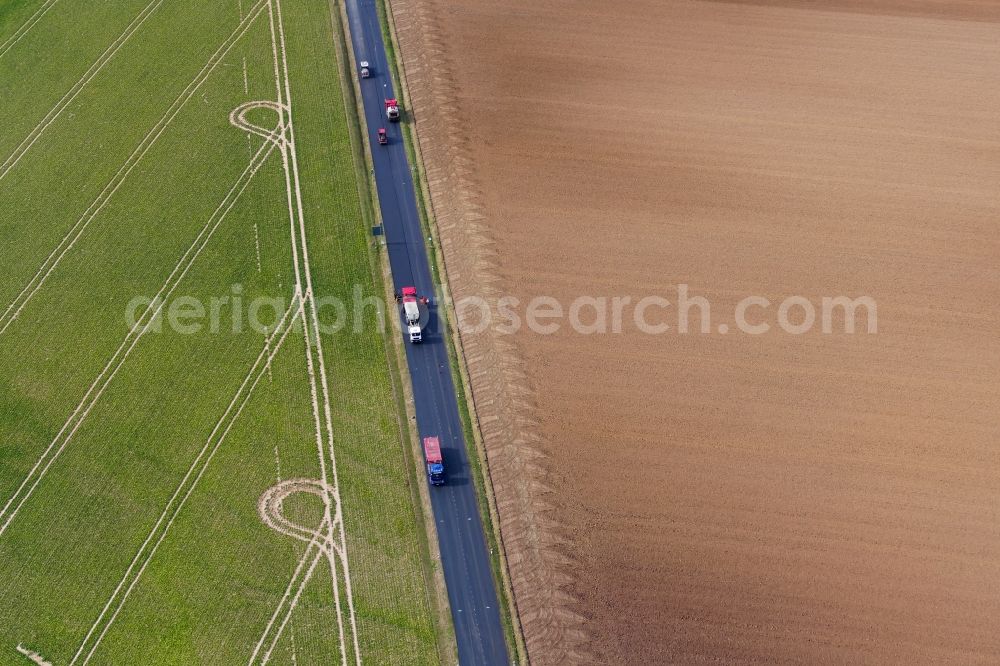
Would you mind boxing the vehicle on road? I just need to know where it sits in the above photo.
[348,0,510,658]
[423,436,445,486]
[377,127,388,145]
[385,97,400,121]
[359,60,370,78]
[401,286,423,343]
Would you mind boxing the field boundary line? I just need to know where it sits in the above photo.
[0,0,62,59]
[0,0,270,335]
[72,299,302,665]
[0,138,279,539]
[0,0,166,181]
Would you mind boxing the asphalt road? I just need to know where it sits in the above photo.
[342,1,511,663]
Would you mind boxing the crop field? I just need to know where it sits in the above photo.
[391,0,1000,662]
[0,0,440,664]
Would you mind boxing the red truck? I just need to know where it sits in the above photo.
[385,98,400,122]
[400,286,423,343]
[422,436,445,486]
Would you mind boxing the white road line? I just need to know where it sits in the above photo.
[0,139,279,539]
[72,300,301,665]
[0,0,270,336]
[0,0,165,181]
[0,0,62,59]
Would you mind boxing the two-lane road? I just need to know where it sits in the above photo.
[342,0,511,663]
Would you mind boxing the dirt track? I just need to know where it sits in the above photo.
[390,0,1000,662]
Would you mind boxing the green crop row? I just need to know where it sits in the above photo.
[0,0,440,663]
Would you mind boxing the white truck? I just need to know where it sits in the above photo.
[385,98,400,122]
[401,286,423,343]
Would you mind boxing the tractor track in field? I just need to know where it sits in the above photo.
[254,0,361,660]
[0,0,269,337]
[0,0,62,59]
[0,135,280,540]
[252,478,346,665]
[71,299,302,665]
[0,0,165,182]
[257,478,339,548]
[230,100,289,143]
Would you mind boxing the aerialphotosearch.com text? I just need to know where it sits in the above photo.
[125,284,877,337]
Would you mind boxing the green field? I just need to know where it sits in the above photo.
[0,0,441,663]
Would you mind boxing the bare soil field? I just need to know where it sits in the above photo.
[391,0,1000,662]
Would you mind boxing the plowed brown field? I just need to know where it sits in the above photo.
[390,0,1000,662]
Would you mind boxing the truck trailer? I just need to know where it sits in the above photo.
[423,436,445,486]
